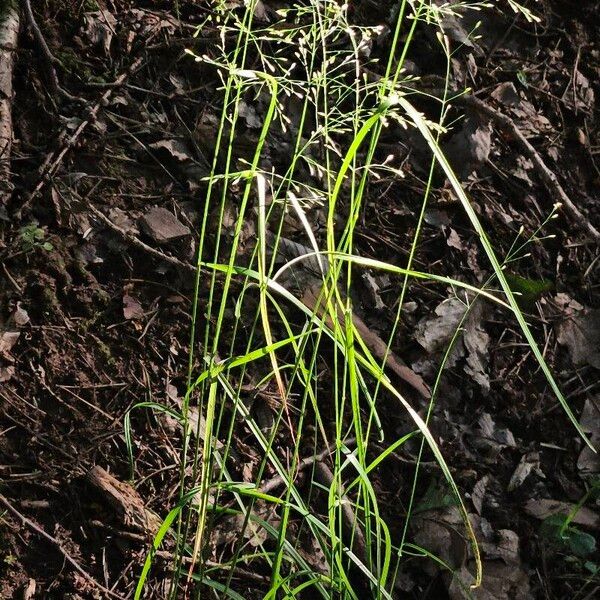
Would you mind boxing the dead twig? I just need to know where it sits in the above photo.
[0,493,127,600]
[260,439,356,495]
[462,94,600,242]
[301,282,431,399]
[402,81,600,241]
[18,55,145,215]
[87,203,195,273]
[20,0,78,102]
[269,234,430,398]
[88,521,269,584]
[0,0,19,205]
[93,205,430,399]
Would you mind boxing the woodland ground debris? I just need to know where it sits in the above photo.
[0,1,599,598]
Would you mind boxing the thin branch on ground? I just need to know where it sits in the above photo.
[463,94,600,242]
[0,0,19,206]
[260,439,356,495]
[87,203,195,273]
[0,493,127,600]
[21,0,77,101]
[18,56,145,215]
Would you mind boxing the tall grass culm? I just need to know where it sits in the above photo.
[124,2,592,598]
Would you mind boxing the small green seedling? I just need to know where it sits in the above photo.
[541,478,600,565]
[541,514,597,559]
[504,272,553,311]
[516,70,529,88]
[415,479,458,514]
[19,222,54,253]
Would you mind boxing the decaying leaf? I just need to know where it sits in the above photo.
[507,96,552,137]
[297,531,329,576]
[82,10,117,55]
[212,503,280,549]
[463,311,490,390]
[511,156,534,185]
[238,100,262,129]
[415,298,467,355]
[573,70,595,112]
[123,294,144,320]
[471,475,489,515]
[0,366,15,382]
[555,301,600,369]
[12,304,29,326]
[86,466,161,536]
[20,579,36,600]
[488,529,520,564]
[448,561,531,600]
[126,8,179,37]
[149,139,194,162]
[171,397,223,449]
[361,272,386,310]
[577,397,600,477]
[470,412,516,461]
[0,331,20,357]
[430,0,478,50]
[415,297,490,390]
[139,207,191,244]
[508,451,542,492]
[107,207,136,233]
[524,498,600,530]
[448,516,530,599]
[443,112,492,179]
[490,82,521,107]
[412,506,468,574]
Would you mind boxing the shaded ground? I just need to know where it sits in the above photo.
[1,1,599,598]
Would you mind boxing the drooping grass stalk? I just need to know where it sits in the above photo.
[382,13,456,590]
[399,95,591,449]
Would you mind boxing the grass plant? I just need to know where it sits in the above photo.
[123,1,587,598]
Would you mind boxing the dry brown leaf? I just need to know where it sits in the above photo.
[556,305,600,369]
[21,579,36,600]
[0,331,19,357]
[508,451,542,492]
[86,466,161,536]
[415,297,490,390]
[139,207,191,244]
[490,82,521,107]
[149,139,193,162]
[463,307,490,391]
[123,294,144,320]
[0,365,15,382]
[523,498,600,530]
[412,506,467,574]
[471,475,489,515]
[82,10,117,55]
[415,297,466,355]
[12,304,29,326]
[238,100,261,129]
[577,397,600,477]
[443,113,492,179]
[448,562,531,600]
